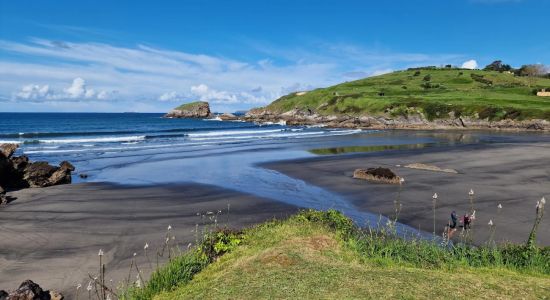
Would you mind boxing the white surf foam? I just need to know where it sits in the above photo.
[188,129,284,138]
[38,135,146,144]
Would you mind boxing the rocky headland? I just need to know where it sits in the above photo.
[0,143,74,204]
[163,101,211,118]
[240,68,550,131]
[242,107,550,131]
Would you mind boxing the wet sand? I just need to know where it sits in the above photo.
[264,142,550,246]
[0,183,298,294]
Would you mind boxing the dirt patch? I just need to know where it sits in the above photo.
[306,235,337,251]
[259,251,298,267]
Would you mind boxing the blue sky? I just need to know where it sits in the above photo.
[1,0,549,112]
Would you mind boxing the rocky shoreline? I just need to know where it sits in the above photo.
[0,143,74,205]
[0,280,63,300]
[241,107,550,131]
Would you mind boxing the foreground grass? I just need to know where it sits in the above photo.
[128,210,550,300]
[264,68,550,121]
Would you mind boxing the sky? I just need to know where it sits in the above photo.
[0,0,549,113]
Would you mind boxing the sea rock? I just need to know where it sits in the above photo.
[353,167,401,184]
[219,113,238,121]
[4,280,63,300]
[0,144,75,191]
[0,186,6,205]
[23,162,58,188]
[0,144,18,159]
[164,101,211,118]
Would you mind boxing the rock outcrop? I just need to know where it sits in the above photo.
[0,144,75,197]
[1,280,63,300]
[218,113,238,121]
[242,107,550,131]
[353,167,401,184]
[164,101,211,118]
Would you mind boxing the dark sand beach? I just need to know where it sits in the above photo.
[264,141,550,246]
[0,183,298,294]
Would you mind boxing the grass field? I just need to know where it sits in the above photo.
[125,210,550,300]
[264,68,550,121]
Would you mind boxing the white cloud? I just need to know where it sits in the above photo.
[190,84,209,96]
[158,91,179,102]
[15,84,52,100]
[65,77,87,98]
[0,38,467,112]
[13,77,112,101]
[461,59,479,69]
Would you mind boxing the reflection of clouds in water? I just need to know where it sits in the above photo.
[94,149,431,240]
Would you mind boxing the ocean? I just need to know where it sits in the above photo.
[1,112,497,237]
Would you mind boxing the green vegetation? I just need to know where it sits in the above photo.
[263,68,550,121]
[173,101,208,111]
[128,210,549,299]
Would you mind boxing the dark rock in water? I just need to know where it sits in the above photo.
[0,144,18,159]
[164,101,211,118]
[4,280,63,300]
[0,290,8,300]
[0,144,75,192]
[219,113,238,121]
[353,167,401,184]
[79,173,88,179]
[0,186,6,205]
[24,162,58,188]
[59,161,75,171]
[11,155,29,171]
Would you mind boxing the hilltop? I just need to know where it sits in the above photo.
[244,68,550,130]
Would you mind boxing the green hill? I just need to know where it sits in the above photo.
[125,210,550,300]
[263,68,550,121]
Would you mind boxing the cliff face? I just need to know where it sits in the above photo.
[164,101,211,118]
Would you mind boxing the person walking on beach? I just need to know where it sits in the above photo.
[448,211,458,238]
[463,213,472,230]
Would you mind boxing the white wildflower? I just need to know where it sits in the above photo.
[432,193,438,199]
[187,243,192,249]
[541,197,546,205]
[400,177,405,184]
[497,203,502,209]
[469,189,475,196]
[86,281,92,291]
[167,225,172,231]
[76,283,82,290]
[144,243,149,250]
[98,249,104,256]
[488,219,493,226]
[133,252,137,257]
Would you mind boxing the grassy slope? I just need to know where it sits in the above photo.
[155,214,550,299]
[265,69,550,121]
[173,101,208,111]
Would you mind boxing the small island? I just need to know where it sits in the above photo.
[164,101,211,118]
